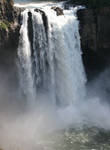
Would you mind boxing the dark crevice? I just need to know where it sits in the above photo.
[28,11,34,56]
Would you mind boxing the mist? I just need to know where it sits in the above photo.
[0,65,110,150]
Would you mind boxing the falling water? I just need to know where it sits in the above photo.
[18,4,86,107]
[18,9,36,103]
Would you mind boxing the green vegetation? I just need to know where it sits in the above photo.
[0,20,10,30]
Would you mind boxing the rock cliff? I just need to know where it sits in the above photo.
[0,0,21,89]
[0,0,20,49]
[77,7,110,79]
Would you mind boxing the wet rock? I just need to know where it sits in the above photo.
[0,0,21,49]
[51,6,64,16]
[77,6,110,80]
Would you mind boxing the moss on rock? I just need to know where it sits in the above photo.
[0,20,10,30]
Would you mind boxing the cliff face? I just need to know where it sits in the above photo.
[77,7,110,80]
[0,0,21,89]
[0,0,14,21]
[0,0,20,49]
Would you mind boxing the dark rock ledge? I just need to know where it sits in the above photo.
[77,6,110,80]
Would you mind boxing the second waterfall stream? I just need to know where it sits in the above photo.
[17,3,86,109]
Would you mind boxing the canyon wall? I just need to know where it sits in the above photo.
[0,0,20,90]
[0,0,20,49]
[77,7,110,79]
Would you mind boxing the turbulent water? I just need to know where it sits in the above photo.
[18,5,86,107]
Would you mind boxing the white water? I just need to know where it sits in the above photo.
[18,9,36,103]
[18,4,86,107]
[18,3,86,109]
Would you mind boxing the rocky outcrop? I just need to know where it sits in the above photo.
[77,6,110,80]
[51,7,64,16]
[0,0,14,21]
[0,0,21,49]
[0,0,21,89]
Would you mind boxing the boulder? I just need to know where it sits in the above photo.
[51,6,64,16]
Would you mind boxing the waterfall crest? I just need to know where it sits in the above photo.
[18,5,86,107]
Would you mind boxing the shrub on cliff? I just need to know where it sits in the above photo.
[0,20,10,30]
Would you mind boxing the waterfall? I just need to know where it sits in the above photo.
[18,9,36,103]
[18,4,86,107]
